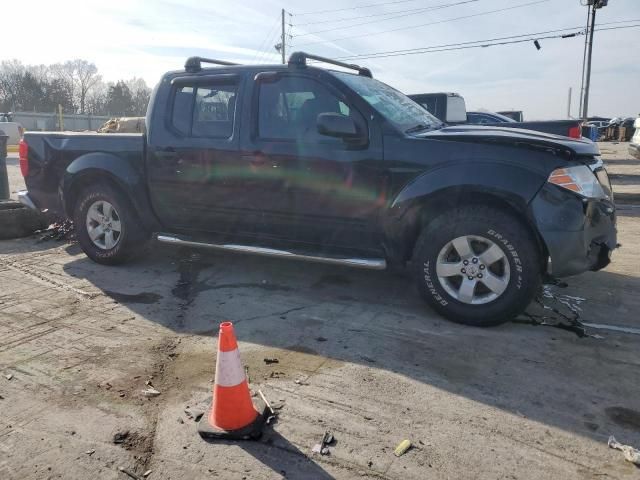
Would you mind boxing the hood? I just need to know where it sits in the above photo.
[417,125,599,157]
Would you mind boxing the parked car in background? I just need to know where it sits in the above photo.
[17,52,617,327]
[0,121,24,145]
[630,117,640,159]
[497,110,524,122]
[467,111,517,124]
[409,93,584,139]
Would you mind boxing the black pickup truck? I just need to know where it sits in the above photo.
[18,52,617,327]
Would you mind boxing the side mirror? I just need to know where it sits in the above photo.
[317,113,359,139]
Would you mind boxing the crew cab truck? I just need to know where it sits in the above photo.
[18,52,617,327]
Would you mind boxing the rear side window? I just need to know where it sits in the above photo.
[170,82,237,138]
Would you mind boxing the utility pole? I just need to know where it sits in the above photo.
[582,0,609,120]
[567,87,572,119]
[578,4,591,118]
[281,8,286,64]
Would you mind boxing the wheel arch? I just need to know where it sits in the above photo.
[385,185,549,271]
[61,152,160,232]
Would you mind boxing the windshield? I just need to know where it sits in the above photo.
[331,71,442,133]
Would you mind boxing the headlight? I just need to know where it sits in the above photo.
[548,165,607,199]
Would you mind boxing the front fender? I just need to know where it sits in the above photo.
[62,153,160,231]
[391,161,546,209]
[384,161,548,263]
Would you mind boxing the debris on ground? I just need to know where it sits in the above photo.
[113,431,130,444]
[608,435,640,465]
[312,430,335,455]
[4,373,13,380]
[263,358,279,365]
[258,389,278,425]
[84,449,95,455]
[184,407,204,422]
[394,439,412,457]
[37,220,75,242]
[118,466,144,480]
[517,284,603,339]
[143,470,152,477]
[141,387,161,397]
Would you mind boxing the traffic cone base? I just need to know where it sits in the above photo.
[198,395,268,440]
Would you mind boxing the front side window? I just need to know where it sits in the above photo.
[171,82,237,138]
[258,76,354,141]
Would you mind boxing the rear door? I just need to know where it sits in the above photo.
[147,73,287,236]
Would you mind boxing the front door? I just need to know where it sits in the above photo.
[244,73,386,252]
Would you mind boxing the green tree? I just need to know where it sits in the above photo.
[105,81,133,116]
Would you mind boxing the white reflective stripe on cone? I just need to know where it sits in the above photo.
[215,348,246,387]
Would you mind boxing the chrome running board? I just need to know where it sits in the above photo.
[156,234,387,270]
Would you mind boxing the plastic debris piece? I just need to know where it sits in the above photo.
[4,374,13,380]
[394,439,412,457]
[143,470,152,477]
[85,449,95,455]
[258,389,275,416]
[141,387,161,397]
[263,358,279,365]
[608,436,640,465]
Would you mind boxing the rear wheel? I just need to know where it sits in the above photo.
[73,183,148,265]
[413,205,542,326]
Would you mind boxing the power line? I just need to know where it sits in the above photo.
[252,15,281,64]
[295,0,549,47]
[325,23,639,61]
[293,0,431,16]
[294,0,480,33]
[336,26,588,59]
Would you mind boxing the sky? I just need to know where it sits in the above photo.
[3,0,640,119]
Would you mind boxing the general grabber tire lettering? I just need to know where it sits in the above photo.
[413,205,542,327]
[73,182,149,265]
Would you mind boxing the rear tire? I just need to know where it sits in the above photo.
[413,205,541,327]
[73,183,148,265]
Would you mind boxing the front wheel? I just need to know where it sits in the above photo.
[413,206,542,327]
[73,183,148,265]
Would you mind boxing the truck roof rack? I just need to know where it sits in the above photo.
[288,51,372,78]
[185,56,240,73]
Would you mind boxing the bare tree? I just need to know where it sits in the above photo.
[72,60,101,114]
[50,60,101,114]
[0,59,26,111]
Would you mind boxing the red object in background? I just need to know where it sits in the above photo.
[19,139,29,177]
[568,124,582,139]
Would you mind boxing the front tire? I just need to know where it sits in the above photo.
[413,205,542,326]
[73,183,148,265]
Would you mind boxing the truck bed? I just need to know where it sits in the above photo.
[21,131,145,217]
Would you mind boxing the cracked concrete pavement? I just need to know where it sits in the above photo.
[1,143,640,479]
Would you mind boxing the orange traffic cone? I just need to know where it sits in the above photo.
[198,321,267,440]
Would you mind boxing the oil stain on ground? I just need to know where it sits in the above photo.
[104,291,163,304]
[606,406,640,432]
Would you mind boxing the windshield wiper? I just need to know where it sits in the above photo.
[405,123,432,134]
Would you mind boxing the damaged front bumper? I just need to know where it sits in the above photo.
[530,183,617,277]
